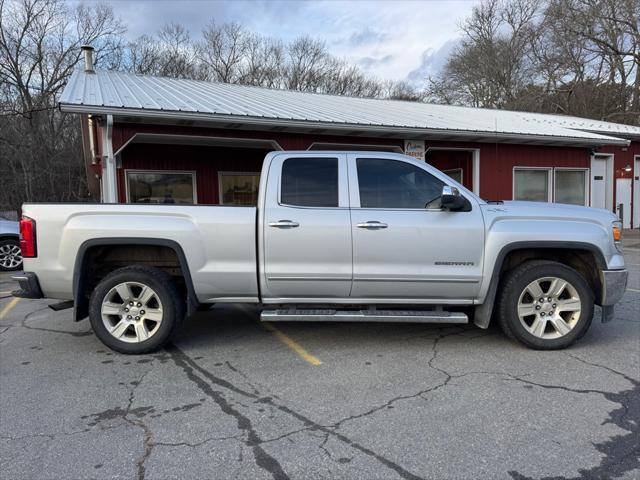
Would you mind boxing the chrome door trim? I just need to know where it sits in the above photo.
[355,277,480,283]
[267,276,351,281]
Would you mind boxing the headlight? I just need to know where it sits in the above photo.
[612,221,623,252]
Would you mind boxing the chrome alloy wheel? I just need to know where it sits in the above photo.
[0,243,22,269]
[101,282,163,343]
[517,276,582,339]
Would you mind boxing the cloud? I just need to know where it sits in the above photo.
[406,38,460,85]
[68,0,478,81]
[358,54,395,70]
[345,27,390,47]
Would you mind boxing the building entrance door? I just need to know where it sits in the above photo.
[591,155,612,210]
[634,157,640,229]
[616,178,632,228]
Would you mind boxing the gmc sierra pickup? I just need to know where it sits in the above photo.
[12,151,628,353]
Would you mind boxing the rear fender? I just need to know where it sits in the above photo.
[73,238,198,321]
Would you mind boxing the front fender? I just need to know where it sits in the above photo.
[473,215,616,328]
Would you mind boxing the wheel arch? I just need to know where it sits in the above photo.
[0,234,19,241]
[73,238,199,322]
[474,241,606,328]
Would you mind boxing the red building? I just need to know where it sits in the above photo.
[60,54,640,228]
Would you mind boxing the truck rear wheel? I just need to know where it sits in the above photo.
[89,266,184,354]
[496,260,594,350]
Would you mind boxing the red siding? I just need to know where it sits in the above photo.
[117,144,270,204]
[425,150,473,191]
[109,121,637,212]
[476,143,590,200]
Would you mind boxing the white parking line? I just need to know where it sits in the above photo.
[627,288,640,293]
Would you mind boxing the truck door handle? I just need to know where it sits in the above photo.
[357,221,388,229]
[269,220,300,228]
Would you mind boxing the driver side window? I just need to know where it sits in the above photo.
[356,158,445,208]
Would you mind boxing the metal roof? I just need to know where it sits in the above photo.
[59,69,639,146]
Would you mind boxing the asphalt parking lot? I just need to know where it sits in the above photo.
[1,243,638,480]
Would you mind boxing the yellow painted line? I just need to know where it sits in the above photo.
[262,322,322,366]
[0,297,20,320]
[627,288,640,293]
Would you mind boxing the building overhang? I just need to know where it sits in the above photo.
[113,133,283,157]
[60,103,631,148]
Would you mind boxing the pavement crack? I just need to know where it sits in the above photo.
[166,343,424,480]
[81,370,154,480]
[506,372,639,479]
[165,344,290,480]
[0,428,90,441]
[21,307,92,337]
[153,433,243,449]
[332,332,464,429]
[564,352,639,384]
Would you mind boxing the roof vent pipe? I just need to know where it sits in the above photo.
[81,45,94,73]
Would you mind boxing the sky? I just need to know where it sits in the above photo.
[96,0,480,84]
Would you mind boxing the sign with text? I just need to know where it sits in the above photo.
[404,140,425,161]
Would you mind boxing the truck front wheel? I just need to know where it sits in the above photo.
[496,260,594,350]
[89,266,184,354]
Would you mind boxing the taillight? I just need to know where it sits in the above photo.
[19,216,37,258]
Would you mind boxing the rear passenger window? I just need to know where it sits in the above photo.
[281,158,339,207]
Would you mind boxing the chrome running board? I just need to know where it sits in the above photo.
[260,309,468,324]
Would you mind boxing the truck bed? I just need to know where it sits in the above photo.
[21,203,259,302]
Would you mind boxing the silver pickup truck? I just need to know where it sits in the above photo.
[13,151,627,353]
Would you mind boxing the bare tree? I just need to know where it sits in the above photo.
[239,34,284,88]
[427,0,639,125]
[198,21,248,83]
[0,0,124,213]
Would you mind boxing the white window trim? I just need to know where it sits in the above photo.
[512,166,590,205]
[554,167,589,206]
[442,168,464,184]
[513,167,553,202]
[218,171,261,205]
[425,147,480,195]
[125,169,198,204]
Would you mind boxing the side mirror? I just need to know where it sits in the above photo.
[440,185,466,210]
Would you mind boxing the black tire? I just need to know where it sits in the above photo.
[89,266,185,354]
[0,238,23,271]
[496,260,594,350]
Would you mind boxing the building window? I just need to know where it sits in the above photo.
[218,172,260,205]
[281,157,339,207]
[513,168,589,205]
[356,158,445,209]
[443,168,463,184]
[554,169,588,205]
[126,171,196,204]
[513,168,551,202]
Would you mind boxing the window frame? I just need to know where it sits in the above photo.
[512,167,553,202]
[553,167,589,206]
[350,155,452,211]
[512,166,590,205]
[217,171,261,206]
[125,169,198,204]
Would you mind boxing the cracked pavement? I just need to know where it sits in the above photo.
[0,245,638,480]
